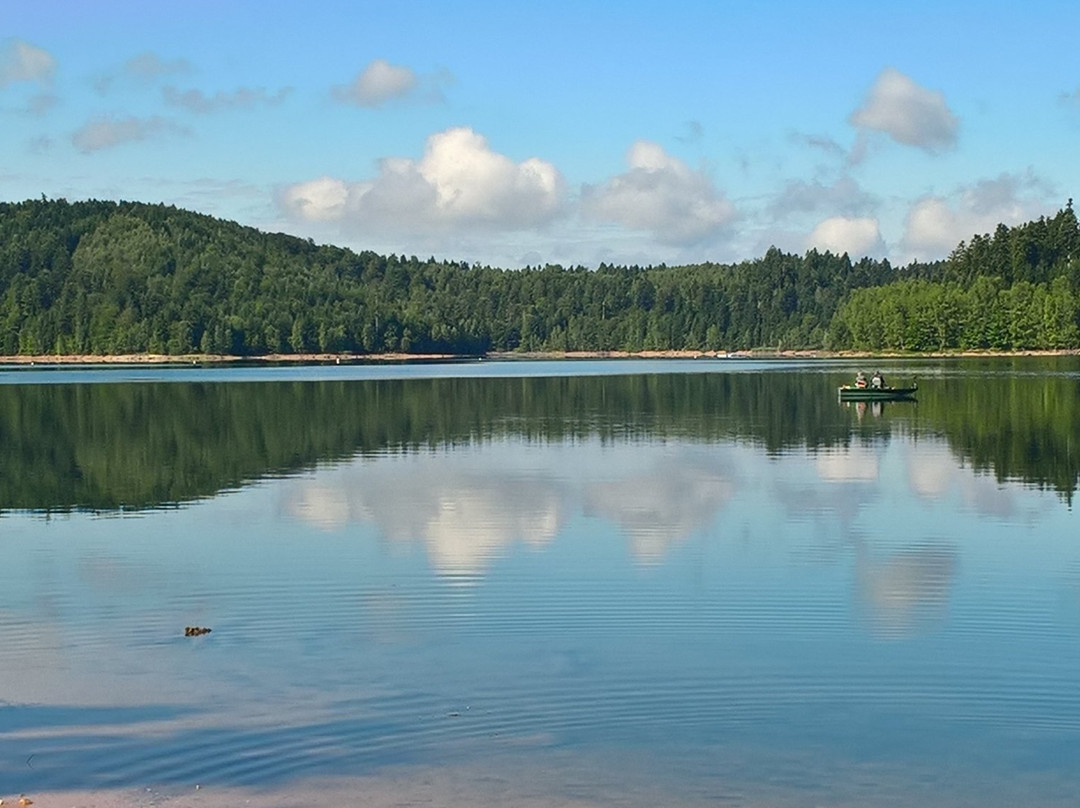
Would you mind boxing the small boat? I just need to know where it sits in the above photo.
[838,381,917,401]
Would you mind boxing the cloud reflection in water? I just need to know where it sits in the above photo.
[283,443,738,573]
[855,545,958,637]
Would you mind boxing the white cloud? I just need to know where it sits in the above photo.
[850,67,958,153]
[332,59,419,107]
[94,51,192,94]
[581,141,735,245]
[768,176,877,221]
[124,51,191,78]
[900,172,1053,262]
[163,85,291,113]
[71,114,188,153]
[26,92,58,116]
[281,126,565,231]
[807,216,883,257]
[963,172,1053,215]
[902,197,958,260]
[0,39,55,87]
[282,176,349,222]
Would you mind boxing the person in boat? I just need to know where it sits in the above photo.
[855,371,867,388]
[871,371,885,389]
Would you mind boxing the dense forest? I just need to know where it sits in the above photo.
[836,204,1080,350]
[0,197,1077,355]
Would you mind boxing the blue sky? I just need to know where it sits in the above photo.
[3,0,1079,268]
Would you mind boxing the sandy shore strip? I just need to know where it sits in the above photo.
[0,348,1077,366]
[1,762,715,808]
[0,352,466,366]
[1,783,607,808]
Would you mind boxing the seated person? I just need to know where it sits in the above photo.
[870,371,885,389]
[855,371,867,388]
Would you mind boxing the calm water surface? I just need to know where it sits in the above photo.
[2,358,1080,806]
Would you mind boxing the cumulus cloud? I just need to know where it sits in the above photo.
[26,92,58,115]
[163,85,291,113]
[768,176,877,221]
[581,141,735,245]
[0,39,56,87]
[283,176,350,222]
[807,216,884,257]
[281,126,564,230]
[965,172,1054,215]
[94,51,192,94]
[900,172,1053,262]
[332,59,421,107]
[71,114,188,153]
[902,198,961,260]
[126,51,191,78]
[850,67,958,154]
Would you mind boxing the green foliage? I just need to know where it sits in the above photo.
[3,198,1077,355]
[0,199,904,355]
[832,202,1080,351]
[835,273,1079,352]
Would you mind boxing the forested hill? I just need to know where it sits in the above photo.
[0,198,901,355]
[836,203,1080,351]
[0,197,1077,356]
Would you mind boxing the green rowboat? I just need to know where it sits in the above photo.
[838,382,918,401]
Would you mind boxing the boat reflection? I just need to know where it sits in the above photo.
[846,399,915,420]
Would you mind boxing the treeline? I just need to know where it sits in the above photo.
[835,276,1079,351]
[1,197,1078,355]
[1,198,905,355]
[836,205,1080,351]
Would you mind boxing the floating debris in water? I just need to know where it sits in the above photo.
[184,626,212,636]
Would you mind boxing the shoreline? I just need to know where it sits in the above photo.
[0,348,1077,366]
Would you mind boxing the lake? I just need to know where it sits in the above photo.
[2,357,1079,807]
